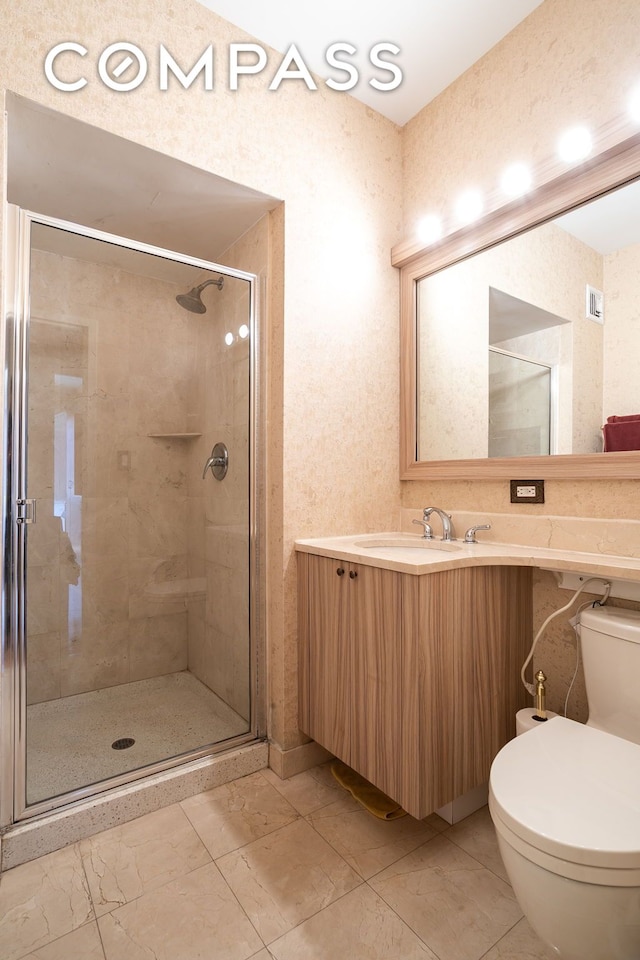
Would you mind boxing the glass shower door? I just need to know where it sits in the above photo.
[8,209,258,818]
[488,348,554,458]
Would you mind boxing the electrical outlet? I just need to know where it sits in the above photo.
[510,479,544,504]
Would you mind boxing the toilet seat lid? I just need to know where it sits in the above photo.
[490,717,640,869]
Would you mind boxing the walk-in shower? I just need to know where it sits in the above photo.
[1,206,262,825]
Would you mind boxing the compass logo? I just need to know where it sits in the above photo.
[44,41,403,93]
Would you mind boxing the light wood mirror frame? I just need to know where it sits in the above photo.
[393,131,640,480]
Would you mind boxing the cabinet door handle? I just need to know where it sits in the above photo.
[349,570,358,579]
[336,567,345,576]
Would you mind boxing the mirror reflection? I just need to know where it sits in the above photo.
[416,178,640,461]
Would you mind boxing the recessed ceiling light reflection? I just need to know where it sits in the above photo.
[454,189,483,225]
[417,215,443,245]
[501,163,532,198]
[224,331,234,346]
[238,324,249,339]
[557,126,592,162]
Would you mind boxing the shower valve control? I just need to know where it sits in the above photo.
[202,442,229,481]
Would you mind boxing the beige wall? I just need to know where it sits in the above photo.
[0,0,402,754]
[401,0,640,720]
[603,243,640,418]
[402,0,640,239]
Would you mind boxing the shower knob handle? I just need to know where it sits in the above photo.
[202,442,229,480]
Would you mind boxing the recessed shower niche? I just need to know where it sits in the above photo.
[1,94,280,827]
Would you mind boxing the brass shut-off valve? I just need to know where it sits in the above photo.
[534,670,547,720]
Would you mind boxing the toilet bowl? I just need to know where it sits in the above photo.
[490,716,640,959]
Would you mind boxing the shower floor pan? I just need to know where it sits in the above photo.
[26,671,249,806]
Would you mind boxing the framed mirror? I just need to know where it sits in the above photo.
[394,131,640,479]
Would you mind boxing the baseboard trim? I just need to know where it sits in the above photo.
[268,739,332,779]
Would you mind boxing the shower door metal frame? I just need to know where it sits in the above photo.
[1,205,265,827]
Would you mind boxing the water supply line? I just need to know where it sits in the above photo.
[520,576,612,699]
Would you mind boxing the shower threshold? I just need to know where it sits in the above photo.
[26,671,249,806]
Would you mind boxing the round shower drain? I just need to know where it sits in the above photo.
[112,737,136,750]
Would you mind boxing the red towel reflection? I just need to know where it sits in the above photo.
[602,414,640,452]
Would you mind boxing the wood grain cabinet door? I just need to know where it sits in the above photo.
[348,563,403,803]
[298,553,351,763]
[402,571,456,817]
[453,566,532,797]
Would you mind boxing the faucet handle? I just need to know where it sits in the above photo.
[412,518,434,539]
[464,523,491,544]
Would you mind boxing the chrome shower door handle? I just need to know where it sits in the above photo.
[202,442,229,480]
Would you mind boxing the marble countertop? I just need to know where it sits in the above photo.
[295,532,640,582]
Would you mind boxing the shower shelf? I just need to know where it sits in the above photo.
[147,432,202,440]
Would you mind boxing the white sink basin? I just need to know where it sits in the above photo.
[354,537,462,553]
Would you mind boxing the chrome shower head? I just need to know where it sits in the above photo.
[176,289,206,313]
[176,276,224,313]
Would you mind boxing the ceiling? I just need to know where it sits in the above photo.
[7,94,279,281]
[489,288,568,345]
[194,0,544,125]
[555,179,640,255]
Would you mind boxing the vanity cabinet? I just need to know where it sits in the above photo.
[298,552,531,819]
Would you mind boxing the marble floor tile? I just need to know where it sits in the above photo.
[370,835,523,960]
[423,811,451,834]
[0,844,93,960]
[2,761,558,960]
[306,792,439,879]
[180,771,299,859]
[98,861,263,960]
[482,918,557,959]
[79,803,211,916]
[217,818,362,944]
[269,884,439,960]
[445,805,509,883]
[20,921,105,960]
[260,763,344,816]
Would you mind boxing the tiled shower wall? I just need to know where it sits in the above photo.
[26,247,193,703]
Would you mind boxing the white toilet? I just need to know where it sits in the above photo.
[489,606,640,960]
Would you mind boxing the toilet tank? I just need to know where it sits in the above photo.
[579,606,640,745]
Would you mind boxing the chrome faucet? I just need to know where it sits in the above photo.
[423,506,455,542]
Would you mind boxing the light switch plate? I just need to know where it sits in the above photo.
[510,479,544,504]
